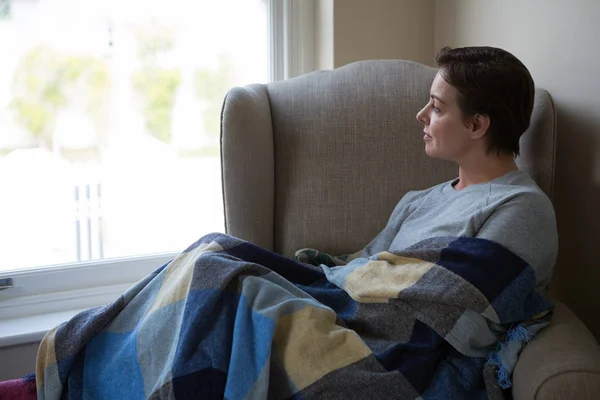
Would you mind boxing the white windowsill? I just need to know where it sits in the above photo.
[0,257,169,349]
[0,254,174,348]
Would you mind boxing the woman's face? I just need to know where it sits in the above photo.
[416,73,477,162]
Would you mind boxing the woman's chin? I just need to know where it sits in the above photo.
[425,148,454,163]
[424,145,436,158]
[424,146,448,161]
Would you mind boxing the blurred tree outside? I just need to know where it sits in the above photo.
[193,53,236,142]
[132,21,181,144]
[0,0,10,20]
[10,45,111,153]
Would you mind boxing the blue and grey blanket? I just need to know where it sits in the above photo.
[36,233,552,399]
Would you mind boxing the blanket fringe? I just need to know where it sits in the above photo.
[486,324,532,389]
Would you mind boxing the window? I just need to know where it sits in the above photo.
[0,0,315,340]
[0,0,269,272]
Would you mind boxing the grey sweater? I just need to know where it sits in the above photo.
[360,170,558,289]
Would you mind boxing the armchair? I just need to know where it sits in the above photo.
[220,60,600,399]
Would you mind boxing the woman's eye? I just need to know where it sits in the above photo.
[431,104,440,113]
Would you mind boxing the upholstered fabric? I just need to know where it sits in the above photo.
[221,84,274,250]
[516,89,557,200]
[265,61,454,257]
[536,372,600,400]
[513,299,600,399]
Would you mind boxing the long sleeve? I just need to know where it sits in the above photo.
[359,190,427,258]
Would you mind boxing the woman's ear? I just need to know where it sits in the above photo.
[470,114,490,139]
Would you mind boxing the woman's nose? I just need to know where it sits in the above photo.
[416,106,427,124]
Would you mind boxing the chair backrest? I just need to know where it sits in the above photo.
[221,60,557,257]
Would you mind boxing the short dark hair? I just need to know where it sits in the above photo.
[435,46,535,157]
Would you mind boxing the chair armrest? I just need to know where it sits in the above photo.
[512,300,600,400]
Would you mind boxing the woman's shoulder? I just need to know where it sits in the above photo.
[488,170,554,211]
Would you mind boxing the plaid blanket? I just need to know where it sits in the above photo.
[33,233,552,399]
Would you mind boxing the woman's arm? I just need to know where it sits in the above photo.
[475,192,558,289]
[358,190,426,258]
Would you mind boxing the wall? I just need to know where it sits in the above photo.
[0,342,38,380]
[314,0,334,70]
[329,0,435,68]
[434,0,600,339]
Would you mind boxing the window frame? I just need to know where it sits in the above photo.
[269,0,315,81]
[0,0,316,346]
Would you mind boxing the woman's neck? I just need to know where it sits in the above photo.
[454,152,518,191]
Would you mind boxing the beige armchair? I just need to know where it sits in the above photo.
[220,60,600,399]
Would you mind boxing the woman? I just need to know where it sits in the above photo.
[360,46,558,290]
